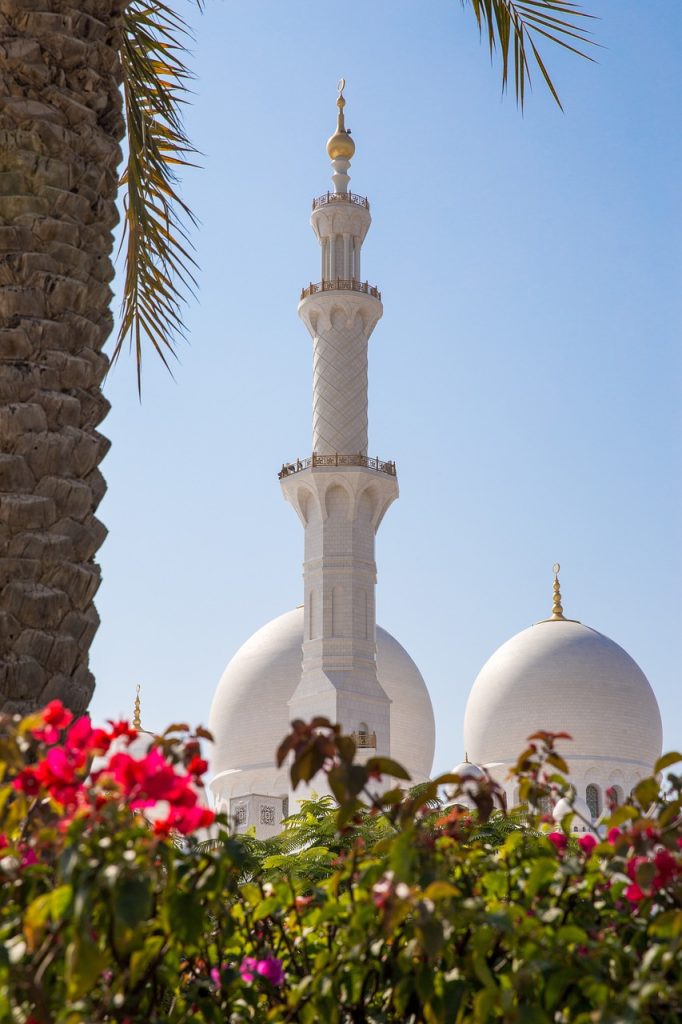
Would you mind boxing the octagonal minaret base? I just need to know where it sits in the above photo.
[281,465,398,774]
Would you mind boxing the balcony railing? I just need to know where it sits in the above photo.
[300,279,381,301]
[312,191,369,212]
[279,453,397,480]
[351,730,377,749]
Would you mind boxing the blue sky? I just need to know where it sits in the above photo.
[90,0,681,775]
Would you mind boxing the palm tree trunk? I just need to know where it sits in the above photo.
[0,0,127,714]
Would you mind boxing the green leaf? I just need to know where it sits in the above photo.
[169,890,204,945]
[655,751,682,772]
[130,934,165,986]
[115,876,153,929]
[633,777,660,807]
[23,885,72,950]
[526,857,557,898]
[253,897,281,921]
[66,940,109,1000]
[365,756,411,781]
[423,881,460,901]
[114,0,200,390]
[463,0,597,111]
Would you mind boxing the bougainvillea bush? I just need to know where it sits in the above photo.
[1,705,681,1023]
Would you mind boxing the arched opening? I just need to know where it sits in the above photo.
[610,784,624,806]
[586,784,601,819]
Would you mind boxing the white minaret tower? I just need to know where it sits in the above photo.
[280,82,397,758]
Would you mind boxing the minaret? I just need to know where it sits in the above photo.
[280,82,398,757]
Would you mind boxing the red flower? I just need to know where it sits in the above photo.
[578,834,597,854]
[625,882,644,903]
[154,805,215,836]
[607,827,622,844]
[626,855,649,882]
[43,700,73,730]
[66,716,111,755]
[107,720,138,741]
[13,767,41,796]
[547,832,568,852]
[653,849,680,888]
[187,756,208,777]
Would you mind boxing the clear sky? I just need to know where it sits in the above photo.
[89,0,681,776]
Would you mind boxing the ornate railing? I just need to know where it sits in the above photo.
[279,453,397,480]
[300,279,381,301]
[351,730,377,749]
[312,191,369,212]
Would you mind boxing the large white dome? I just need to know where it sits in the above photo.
[208,607,435,798]
[464,618,662,776]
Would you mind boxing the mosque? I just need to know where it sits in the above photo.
[207,86,663,838]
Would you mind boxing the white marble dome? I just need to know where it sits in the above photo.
[208,607,435,803]
[464,618,663,804]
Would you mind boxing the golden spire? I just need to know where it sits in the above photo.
[133,684,142,730]
[326,78,356,161]
[550,563,565,620]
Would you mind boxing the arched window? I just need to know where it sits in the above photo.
[586,784,601,819]
[610,785,624,806]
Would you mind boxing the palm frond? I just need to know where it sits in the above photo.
[114,0,201,392]
[465,0,598,110]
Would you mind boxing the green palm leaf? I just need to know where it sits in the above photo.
[114,0,201,391]
[113,1,596,387]
[466,0,597,110]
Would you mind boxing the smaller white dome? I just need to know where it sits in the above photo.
[445,760,485,803]
[553,795,595,833]
[451,761,485,781]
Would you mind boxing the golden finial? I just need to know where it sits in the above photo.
[551,563,565,620]
[133,684,142,730]
[326,78,355,161]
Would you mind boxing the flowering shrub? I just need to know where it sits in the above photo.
[1,706,681,1022]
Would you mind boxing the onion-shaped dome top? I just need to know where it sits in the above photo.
[208,607,435,786]
[463,573,662,775]
[326,81,355,161]
[450,760,485,782]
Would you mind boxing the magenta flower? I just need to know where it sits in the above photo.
[547,832,568,852]
[239,955,284,987]
[256,956,285,987]
[578,834,597,854]
[239,956,258,983]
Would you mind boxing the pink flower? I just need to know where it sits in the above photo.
[607,827,622,845]
[578,834,597,854]
[20,847,38,869]
[372,876,394,909]
[256,957,285,987]
[239,956,258,983]
[548,832,568,852]
[66,716,110,755]
[239,956,285,987]
[625,883,644,903]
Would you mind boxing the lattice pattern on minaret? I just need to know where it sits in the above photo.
[312,319,368,455]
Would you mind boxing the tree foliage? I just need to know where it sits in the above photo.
[2,706,680,1022]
